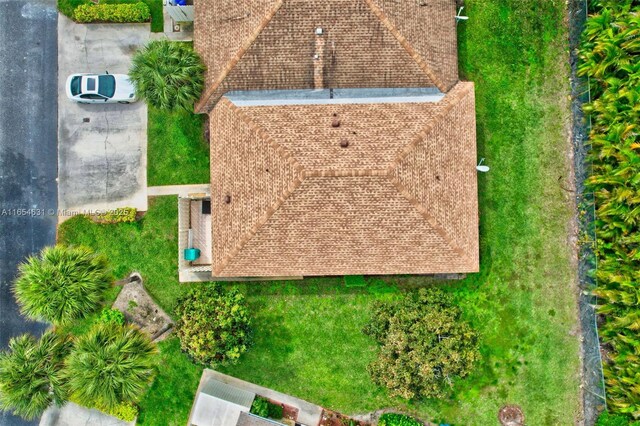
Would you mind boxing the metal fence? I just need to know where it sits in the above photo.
[569,0,607,423]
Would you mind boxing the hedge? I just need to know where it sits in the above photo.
[74,2,150,23]
[578,0,640,418]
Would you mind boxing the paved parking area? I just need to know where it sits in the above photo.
[57,16,148,216]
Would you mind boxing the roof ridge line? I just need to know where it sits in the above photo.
[196,0,284,113]
[214,176,304,276]
[388,175,471,262]
[304,168,390,178]
[363,0,447,92]
[214,98,305,276]
[387,82,471,173]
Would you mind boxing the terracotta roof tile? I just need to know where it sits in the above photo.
[210,82,478,277]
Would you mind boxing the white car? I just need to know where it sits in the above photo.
[66,73,137,104]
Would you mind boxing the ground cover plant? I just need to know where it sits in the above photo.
[0,332,72,420]
[12,245,113,326]
[58,0,163,32]
[147,106,210,186]
[58,0,582,422]
[130,41,205,111]
[578,0,640,417]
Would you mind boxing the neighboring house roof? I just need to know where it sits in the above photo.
[194,0,459,112]
[237,412,285,426]
[190,379,255,426]
[210,81,479,277]
[201,379,256,408]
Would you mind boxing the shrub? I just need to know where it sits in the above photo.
[578,0,640,415]
[250,397,269,418]
[378,413,423,426]
[363,289,480,399]
[74,2,150,23]
[0,332,72,420]
[97,308,126,325]
[98,400,139,422]
[250,397,283,419]
[129,40,205,111]
[64,323,157,410]
[94,207,137,224]
[174,284,251,366]
[596,411,640,426]
[13,245,113,325]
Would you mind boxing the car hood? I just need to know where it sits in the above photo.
[113,75,136,99]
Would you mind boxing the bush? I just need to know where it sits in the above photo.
[64,323,157,410]
[74,2,150,23]
[250,397,283,419]
[94,207,137,224]
[578,0,640,415]
[596,411,640,426]
[363,289,480,399]
[174,284,251,366]
[98,400,139,422]
[129,40,205,111]
[250,397,269,418]
[13,245,113,325]
[97,308,125,325]
[0,332,72,420]
[378,413,423,426]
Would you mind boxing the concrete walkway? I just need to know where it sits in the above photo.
[57,16,149,218]
[194,370,324,426]
[40,402,134,426]
[147,184,210,197]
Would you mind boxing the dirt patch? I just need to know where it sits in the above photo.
[112,276,173,341]
[498,405,525,426]
[320,409,370,426]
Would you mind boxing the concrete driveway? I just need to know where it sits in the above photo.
[57,16,148,215]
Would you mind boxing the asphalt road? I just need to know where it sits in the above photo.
[0,0,58,424]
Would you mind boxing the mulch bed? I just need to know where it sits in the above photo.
[319,409,369,426]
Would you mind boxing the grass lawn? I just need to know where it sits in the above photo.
[57,0,164,33]
[58,1,582,424]
[147,106,210,186]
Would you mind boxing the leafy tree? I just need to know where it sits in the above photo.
[129,40,205,110]
[363,289,479,399]
[64,323,157,410]
[13,245,112,326]
[174,284,252,366]
[0,332,72,420]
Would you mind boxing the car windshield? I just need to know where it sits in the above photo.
[70,76,81,96]
[97,75,116,98]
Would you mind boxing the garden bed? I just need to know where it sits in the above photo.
[112,277,173,341]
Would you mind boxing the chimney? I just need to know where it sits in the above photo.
[314,28,325,90]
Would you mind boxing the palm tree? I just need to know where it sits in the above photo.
[64,323,157,409]
[129,40,205,111]
[0,332,72,420]
[12,245,113,326]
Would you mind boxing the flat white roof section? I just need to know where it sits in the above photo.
[190,393,249,426]
[225,88,445,107]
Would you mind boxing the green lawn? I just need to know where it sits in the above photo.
[58,1,582,424]
[147,107,210,186]
[57,0,164,32]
